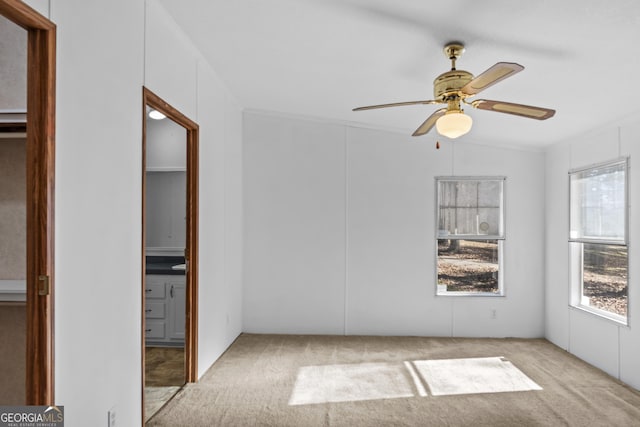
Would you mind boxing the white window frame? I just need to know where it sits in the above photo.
[568,158,629,325]
[435,176,506,297]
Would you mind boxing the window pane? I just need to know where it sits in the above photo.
[437,180,503,238]
[570,161,626,241]
[437,239,500,294]
[582,243,627,316]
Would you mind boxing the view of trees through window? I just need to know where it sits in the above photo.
[436,178,504,295]
[437,239,499,293]
[582,243,628,316]
[570,159,628,321]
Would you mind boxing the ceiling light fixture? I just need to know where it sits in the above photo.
[436,109,472,139]
[148,109,166,120]
[353,42,555,139]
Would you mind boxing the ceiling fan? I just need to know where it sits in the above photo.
[353,42,555,139]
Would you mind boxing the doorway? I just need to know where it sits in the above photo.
[0,0,55,405]
[142,87,198,423]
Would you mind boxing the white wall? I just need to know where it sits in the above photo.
[48,1,146,425]
[146,116,187,170]
[146,116,187,252]
[243,111,545,338]
[18,0,243,424]
[545,116,640,390]
[243,114,347,334]
[194,42,244,366]
[146,171,186,249]
[145,0,244,395]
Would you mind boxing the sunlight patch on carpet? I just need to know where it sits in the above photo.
[289,362,415,405]
[414,356,542,396]
[404,361,428,397]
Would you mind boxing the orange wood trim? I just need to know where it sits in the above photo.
[185,125,199,382]
[0,0,54,30]
[1,0,58,406]
[25,23,56,408]
[143,87,198,130]
[141,87,199,422]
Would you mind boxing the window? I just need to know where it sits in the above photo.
[436,177,505,296]
[569,159,628,323]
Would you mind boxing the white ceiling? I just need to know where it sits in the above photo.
[158,0,640,149]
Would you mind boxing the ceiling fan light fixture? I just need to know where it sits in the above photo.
[352,43,555,138]
[436,110,472,139]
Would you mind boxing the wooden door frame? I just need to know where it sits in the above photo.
[0,0,56,405]
[141,87,199,421]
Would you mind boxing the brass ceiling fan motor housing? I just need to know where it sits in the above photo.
[434,43,472,101]
[433,70,473,100]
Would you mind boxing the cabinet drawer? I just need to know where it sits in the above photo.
[144,321,165,339]
[144,302,165,319]
[144,281,165,299]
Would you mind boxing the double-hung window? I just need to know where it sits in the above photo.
[436,177,505,296]
[569,159,628,323]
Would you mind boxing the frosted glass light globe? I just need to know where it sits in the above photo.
[436,112,472,139]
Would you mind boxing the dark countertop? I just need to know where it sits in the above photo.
[146,255,185,275]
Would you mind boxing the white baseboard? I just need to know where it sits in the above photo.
[0,280,26,302]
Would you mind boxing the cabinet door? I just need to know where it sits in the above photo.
[167,279,186,341]
[145,302,165,319]
[144,281,165,299]
[145,320,166,339]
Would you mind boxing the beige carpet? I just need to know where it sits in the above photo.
[148,334,640,426]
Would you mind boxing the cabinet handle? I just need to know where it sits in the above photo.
[145,309,152,313]
[170,285,174,298]
[145,328,152,332]
[145,289,152,293]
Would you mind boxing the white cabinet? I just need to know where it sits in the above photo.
[144,275,185,346]
[145,321,165,340]
[167,280,185,340]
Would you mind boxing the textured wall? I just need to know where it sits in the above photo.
[145,171,186,249]
[545,116,640,391]
[0,304,26,405]
[243,111,545,338]
[0,139,26,280]
[0,15,27,110]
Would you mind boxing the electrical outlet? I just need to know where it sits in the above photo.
[108,406,116,427]
[490,309,497,319]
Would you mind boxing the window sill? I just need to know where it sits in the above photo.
[436,292,505,297]
[569,304,628,327]
[437,284,504,297]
